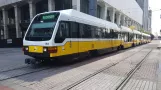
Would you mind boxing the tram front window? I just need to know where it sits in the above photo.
[25,12,60,41]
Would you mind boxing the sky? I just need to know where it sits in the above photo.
[149,0,161,36]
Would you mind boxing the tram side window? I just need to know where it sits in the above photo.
[86,25,92,38]
[80,24,92,38]
[105,29,111,38]
[71,22,79,38]
[93,27,99,38]
[110,29,118,39]
[91,26,96,38]
[55,21,70,43]
[101,28,106,38]
[96,27,102,38]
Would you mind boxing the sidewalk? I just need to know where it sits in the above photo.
[157,46,161,90]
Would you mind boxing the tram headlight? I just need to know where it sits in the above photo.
[25,47,29,51]
[44,48,47,52]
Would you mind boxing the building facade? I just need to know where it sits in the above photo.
[136,0,150,31]
[148,10,152,33]
[0,0,143,47]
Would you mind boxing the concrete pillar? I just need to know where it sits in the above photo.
[131,20,134,26]
[124,17,128,27]
[14,5,21,38]
[2,8,8,39]
[110,8,115,23]
[121,15,125,26]
[28,0,36,21]
[89,0,97,16]
[127,17,130,27]
[137,24,139,30]
[137,24,140,30]
[136,23,139,30]
[134,22,136,29]
[116,13,121,26]
[48,0,55,11]
[72,0,80,11]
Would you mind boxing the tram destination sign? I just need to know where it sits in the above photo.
[42,15,55,20]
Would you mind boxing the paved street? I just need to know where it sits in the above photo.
[0,40,161,90]
[0,48,29,72]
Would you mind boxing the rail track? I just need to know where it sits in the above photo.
[0,45,147,85]
[62,48,152,90]
[0,66,53,81]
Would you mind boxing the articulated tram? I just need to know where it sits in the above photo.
[23,9,150,64]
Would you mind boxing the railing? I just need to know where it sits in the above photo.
[8,18,15,25]
[0,20,3,25]
[20,19,30,24]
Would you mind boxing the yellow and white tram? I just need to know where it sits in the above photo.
[133,30,142,46]
[120,26,134,49]
[23,9,122,63]
[141,33,151,44]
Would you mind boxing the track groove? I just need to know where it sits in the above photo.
[116,49,153,90]
[0,66,53,81]
[62,48,147,90]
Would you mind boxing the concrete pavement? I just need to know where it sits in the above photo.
[0,40,160,90]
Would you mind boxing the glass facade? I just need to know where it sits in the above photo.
[80,0,89,14]
[97,5,101,18]
[55,0,72,10]
[36,0,48,14]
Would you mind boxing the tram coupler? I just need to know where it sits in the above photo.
[25,58,40,65]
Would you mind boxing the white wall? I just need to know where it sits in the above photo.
[103,0,143,25]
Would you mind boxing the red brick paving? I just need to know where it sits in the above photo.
[0,85,13,90]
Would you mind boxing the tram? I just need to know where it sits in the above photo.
[23,9,123,64]
[23,9,151,64]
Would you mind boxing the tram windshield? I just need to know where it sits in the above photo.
[25,12,60,41]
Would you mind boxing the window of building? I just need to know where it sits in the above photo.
[106,10,111,21]
[36,0,48,14]
[55,0,72,10]
[0,29,4,40]
[114,13,117,24]
[80,0,89,14]
[97,5,101,18]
